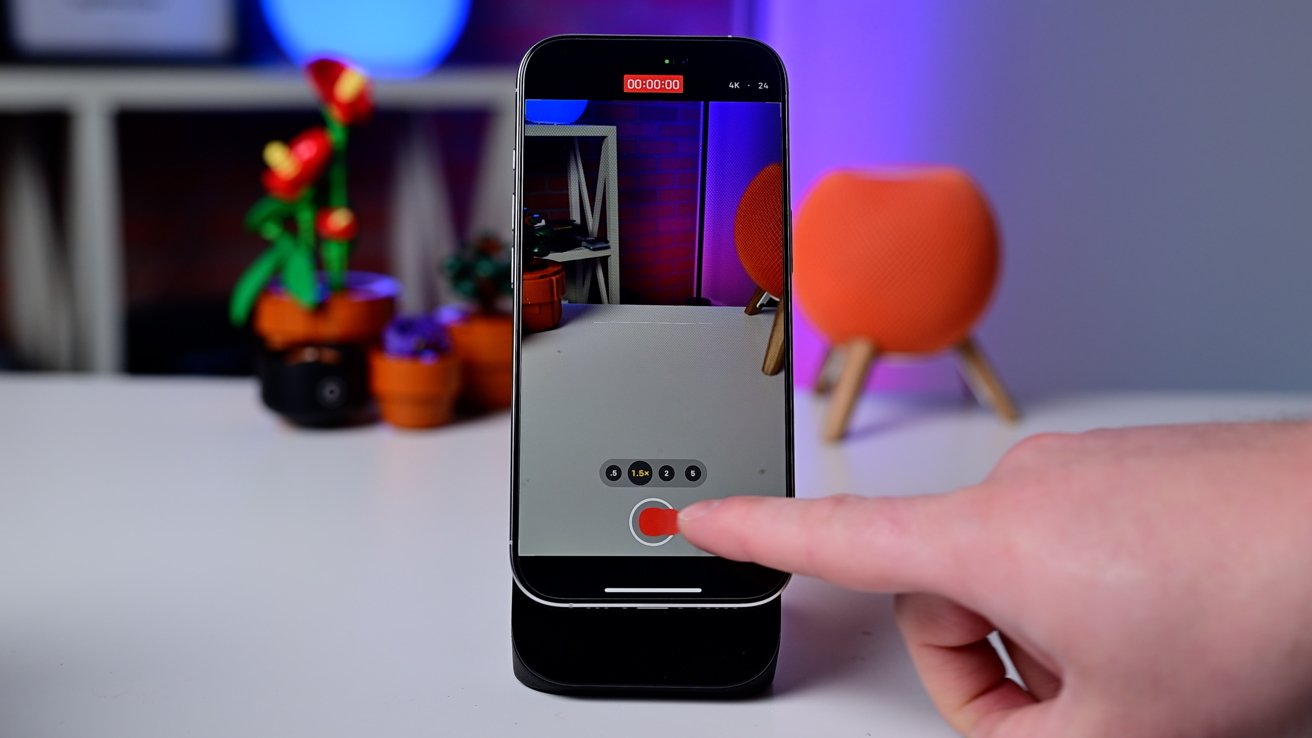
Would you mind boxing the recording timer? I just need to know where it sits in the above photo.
[623,74,684,93]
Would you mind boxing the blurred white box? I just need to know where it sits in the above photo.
[10,0,235,57]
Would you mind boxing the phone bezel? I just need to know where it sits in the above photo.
[510,35,794,607]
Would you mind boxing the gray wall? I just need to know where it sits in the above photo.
[765,1,1312,393]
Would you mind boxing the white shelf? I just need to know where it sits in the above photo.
[0,67,518,373]
[0,66,513,109]
[526,123,620,304]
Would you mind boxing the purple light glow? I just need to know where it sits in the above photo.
[701,101,782,306]
[761,2,955,392]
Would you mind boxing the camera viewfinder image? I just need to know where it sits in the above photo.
[518,99,789,557]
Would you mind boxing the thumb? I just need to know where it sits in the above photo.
[678,493,978,597]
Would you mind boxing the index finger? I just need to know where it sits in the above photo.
[678,493,973,597]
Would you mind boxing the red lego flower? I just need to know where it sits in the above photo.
[316,207,358,241]
[261,127,332,201]
[306,58,374,126]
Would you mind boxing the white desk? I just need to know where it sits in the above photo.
[3,377,1311,737]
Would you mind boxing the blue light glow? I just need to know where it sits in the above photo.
[525,100,588,125]
[260,0,470,78]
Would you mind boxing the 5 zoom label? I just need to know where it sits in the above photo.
[600,459,706,488]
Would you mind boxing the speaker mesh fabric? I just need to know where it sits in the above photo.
[794,167,999,353]
[734,162,786,298]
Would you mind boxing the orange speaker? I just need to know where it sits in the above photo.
[734,162,786,375]
[794,166,1018,440]
[735,162,785,299]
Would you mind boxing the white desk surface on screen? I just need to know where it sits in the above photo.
[2,375,1310,738]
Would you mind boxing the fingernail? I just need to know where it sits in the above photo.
[679,498,722,522]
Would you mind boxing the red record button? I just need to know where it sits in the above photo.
[637,507,679,537]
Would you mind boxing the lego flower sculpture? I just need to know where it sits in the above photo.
[229,58,375,325]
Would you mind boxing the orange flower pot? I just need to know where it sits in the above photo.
[253,273,398,350]
[521,259,565,333]
[370,351,461,429]
[252,273,399,427]
[447,312,513,412]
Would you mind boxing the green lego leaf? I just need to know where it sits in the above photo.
[229,236,293,326]
[244,196,293,233]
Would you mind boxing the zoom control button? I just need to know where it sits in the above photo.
[601,459,705,487]
[628,460,653,486]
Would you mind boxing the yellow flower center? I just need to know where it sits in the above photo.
[328,208,355,231]
[263,141,301,178]
[334,69,366,103]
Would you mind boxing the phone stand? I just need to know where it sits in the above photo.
[511,584,780,697]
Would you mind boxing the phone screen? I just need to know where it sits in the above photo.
[512,37,791,604]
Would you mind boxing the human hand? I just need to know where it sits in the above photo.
[679,422,1312,738]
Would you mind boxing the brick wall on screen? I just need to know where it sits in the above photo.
[520,137,573,225]
[522,101,703,305]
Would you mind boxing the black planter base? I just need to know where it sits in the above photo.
[257,344,374,428]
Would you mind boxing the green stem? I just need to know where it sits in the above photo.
[326,119,349,290]
[331,153,348,208]
[328,119,348,208]
[297,187,315,262]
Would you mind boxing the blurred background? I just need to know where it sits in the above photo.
[0,0,1308,398]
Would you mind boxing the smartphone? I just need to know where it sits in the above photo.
[511,36,792,610]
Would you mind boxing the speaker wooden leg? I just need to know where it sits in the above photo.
[761,300,786,376]
[823,339,878,442]
[744,287,767,316]
[814,345,842,394]
[955,336,1020,422]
